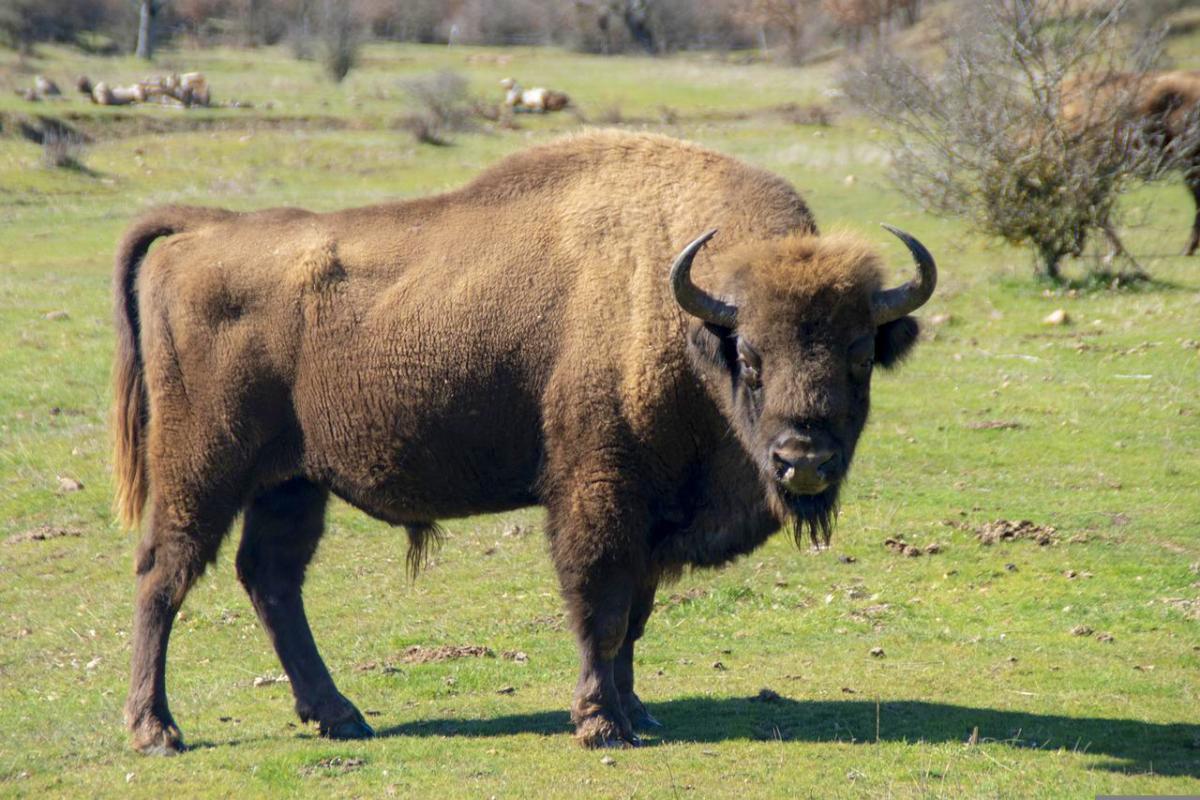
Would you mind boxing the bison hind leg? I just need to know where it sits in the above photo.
[403,522,444,579]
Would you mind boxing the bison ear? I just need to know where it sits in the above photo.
[875,315,920,370]
[688,320,737,367]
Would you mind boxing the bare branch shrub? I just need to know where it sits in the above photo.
[398,71,475,146]
[320,0,360,83]
[41,130,87,170]
[842,0,1169,281]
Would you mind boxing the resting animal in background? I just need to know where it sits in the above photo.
[112,130,936,754]
[14,75,63,102]
[76,72,211,108]
[500,77,570,112]
[1063,70,1200,256]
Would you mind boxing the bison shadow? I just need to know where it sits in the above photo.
[378,695,1200,777]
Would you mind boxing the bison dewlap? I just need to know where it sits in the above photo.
[111,130,936,754]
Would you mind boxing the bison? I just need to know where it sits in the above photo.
[1063,70,1200,256]
[113,130,936,754]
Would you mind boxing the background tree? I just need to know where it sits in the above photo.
[738,0,826,64]
[842,0,1168,281]
[135,0,163,59]
[320,0,360,82]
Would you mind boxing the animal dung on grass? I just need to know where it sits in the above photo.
[884,537,942,556]
[398,645,494,664]
[975,519,1057,546]
[5,525,82,545]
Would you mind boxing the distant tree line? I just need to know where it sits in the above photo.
[0,0,925,61]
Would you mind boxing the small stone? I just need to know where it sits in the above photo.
[600,755,616,766]
[496,686,515,694]
[837,554,857,564]
[57,476,83,493]
[1004,563,1018,572]
[711,660,727,671]
[44,310,69,321]
[253,673,289,687]
[1065,569,1078,579]
[1043,308,1070,326]
[1070,625,1093,637]
[869,647,885,658]
[1096,632,1115,643]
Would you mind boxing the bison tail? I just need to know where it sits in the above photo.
[111,205,221,530]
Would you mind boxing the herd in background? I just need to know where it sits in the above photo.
[16,71,213,107]
[15,70,574,114]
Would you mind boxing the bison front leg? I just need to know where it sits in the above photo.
[236,478,373,740]
[614,578,661,731]
[549,490,648,748]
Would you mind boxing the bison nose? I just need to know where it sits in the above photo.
[771,433,840,494]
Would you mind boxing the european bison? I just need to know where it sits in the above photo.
[113,130,936,754]
[1063,70,1200,256]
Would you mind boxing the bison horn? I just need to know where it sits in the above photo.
[873,224,937,325]
[670,229,738,329]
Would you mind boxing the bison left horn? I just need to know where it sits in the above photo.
[873,224,937,325]
[669,229,739,329]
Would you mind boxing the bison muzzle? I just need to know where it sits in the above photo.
[111,131,936,753]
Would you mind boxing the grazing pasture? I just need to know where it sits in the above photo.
[1,40,1198,798]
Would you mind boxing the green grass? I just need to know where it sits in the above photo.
[1,39,1199,799]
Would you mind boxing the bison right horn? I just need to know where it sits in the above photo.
[873,224,937,325]
[669,229,738,329]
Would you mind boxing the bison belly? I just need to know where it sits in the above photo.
[293,307,547,523]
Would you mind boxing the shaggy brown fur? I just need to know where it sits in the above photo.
[1063,70,1200,255]
[112,130,931,754]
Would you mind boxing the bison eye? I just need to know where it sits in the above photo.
[736,339,762,390]
[849,336,875,379]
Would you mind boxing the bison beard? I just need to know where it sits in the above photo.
[111,131,935,754]
[782,486,838,549]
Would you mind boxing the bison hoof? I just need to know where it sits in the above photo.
[622,693,662,731]
[574,712,640,748]
[130,720,185,756]
[320,711,375,740]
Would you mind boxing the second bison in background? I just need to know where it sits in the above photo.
[113,131,936,753]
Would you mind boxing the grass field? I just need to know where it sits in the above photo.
[1,36,1198,799]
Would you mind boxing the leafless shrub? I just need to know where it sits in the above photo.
[596,104,625,125]
[41,129,87,170]
[398,71,475,145]
[842,0,1171,282]
[320,0,360,83]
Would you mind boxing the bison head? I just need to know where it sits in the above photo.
[672,226,935,543]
